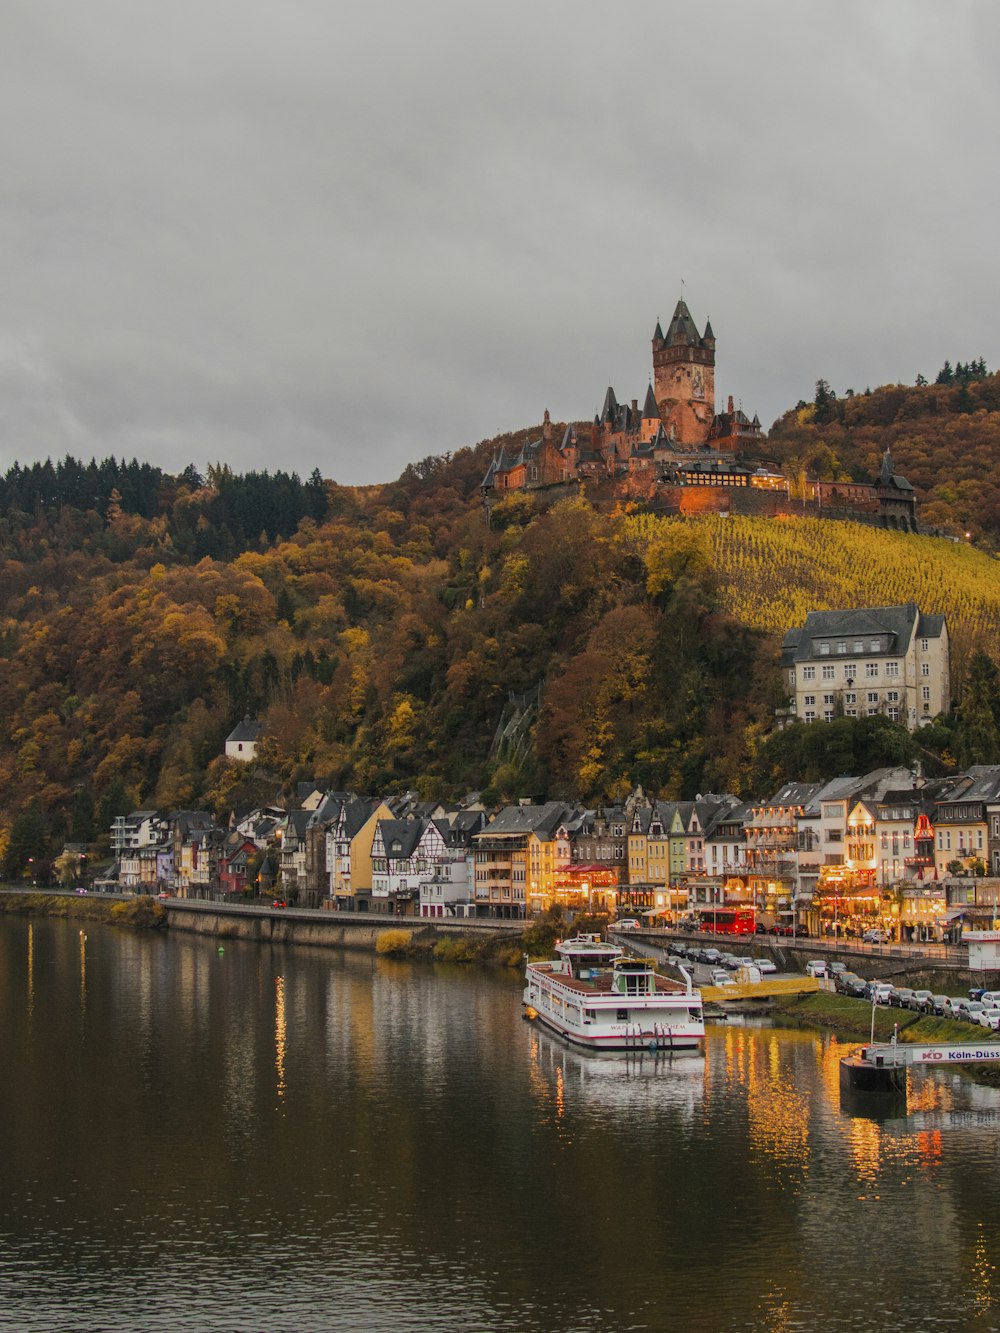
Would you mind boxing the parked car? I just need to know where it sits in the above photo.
[942,996,966,1019]
[869,982,894,1005]
[978,1009,1000,1031]
[805,960,828,979]
[616,918,640,930]
[699,948,722,965]
[930,995,950,1016]
[710,968,732,986]
[980,991,1000,1008]
[756,958,778,975]
[719,953,740,970]
[828,961,847,976]
[862,929,888,944]
[271,899,287,909]
[770,924,796,937]
[963,1002,988,1023]
[908,990,935,1012]
[734,956,756,969]
[890,987,916,1009]
[842,974,869,998]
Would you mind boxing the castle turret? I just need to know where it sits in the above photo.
[652,298,715,446]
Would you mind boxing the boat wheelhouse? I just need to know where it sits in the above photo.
[523,935,704,1052]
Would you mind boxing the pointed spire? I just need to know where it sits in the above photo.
[665,298,699,346]
[600,386,619,423]
[642,383,660,420]
[880,447,895,485]
[653,319,664,343]
[703,317,715,342]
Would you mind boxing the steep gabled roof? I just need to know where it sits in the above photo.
[665,299,703,347]
[377,818,425,860]
[642,382,660,420]
[227,717,265,744]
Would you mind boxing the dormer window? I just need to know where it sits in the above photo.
[818,643,830,655]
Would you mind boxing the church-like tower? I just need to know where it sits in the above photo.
[651,300,715,445]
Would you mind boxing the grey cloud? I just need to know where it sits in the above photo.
[0,1,998,484]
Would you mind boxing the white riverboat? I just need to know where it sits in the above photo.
[523,935,704,1052]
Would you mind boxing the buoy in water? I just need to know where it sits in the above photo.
[218,946,225,955]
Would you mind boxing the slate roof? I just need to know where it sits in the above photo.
[664,299,706,347]
[227,717,265,744]
[484,802,571,839]
[789,604,945,662]
[377,819,425,860]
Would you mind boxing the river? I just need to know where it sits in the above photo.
[1,915,999,1331]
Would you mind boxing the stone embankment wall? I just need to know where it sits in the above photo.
[165,903,522,952]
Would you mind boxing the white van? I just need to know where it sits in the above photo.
[805,960,828,978]
[870,982,894,1004]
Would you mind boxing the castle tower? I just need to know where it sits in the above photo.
[651,300,715,446]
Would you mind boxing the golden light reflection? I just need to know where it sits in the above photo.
[79,929,87,1016]
[908,1078,956,1116]
[745,1035,811,1170]
[555,1064,565,1119]
[973,1222,996,1314]
[274,975,287,1100]
[26,923,34,1020]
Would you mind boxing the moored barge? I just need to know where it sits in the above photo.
[523,935,704,1052]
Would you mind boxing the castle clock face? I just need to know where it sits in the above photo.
[692,368,705,400]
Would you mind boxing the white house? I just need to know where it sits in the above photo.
[225,717,265,761]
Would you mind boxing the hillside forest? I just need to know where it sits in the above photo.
[4,371,1000,872]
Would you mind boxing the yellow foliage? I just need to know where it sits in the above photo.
[626,514,1000,661]
[376,929,413,954]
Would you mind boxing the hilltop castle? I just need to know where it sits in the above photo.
[483,299,764,498]
[482,299,918,533]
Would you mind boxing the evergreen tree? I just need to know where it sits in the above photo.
[3,802,48,880]
[935,360,954,385]
[955,653,1000,766]
[70,786,96,843]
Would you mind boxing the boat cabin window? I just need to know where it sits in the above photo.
[616,1009,629,1022]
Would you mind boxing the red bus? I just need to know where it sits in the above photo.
[697,908,755,936]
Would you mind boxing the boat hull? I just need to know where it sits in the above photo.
[525,1003,704,1052]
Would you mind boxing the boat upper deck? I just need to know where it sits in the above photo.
[528,960,689,996]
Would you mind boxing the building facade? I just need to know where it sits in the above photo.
[782,603,949,730]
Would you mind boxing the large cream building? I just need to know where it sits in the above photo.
[781,604,949,731]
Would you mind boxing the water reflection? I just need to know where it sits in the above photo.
[527,1025,705,1122]
[4,918,1000,1332]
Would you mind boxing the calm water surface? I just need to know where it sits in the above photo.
[2,916,1000,1331]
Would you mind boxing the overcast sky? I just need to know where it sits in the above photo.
[0,1,997,487]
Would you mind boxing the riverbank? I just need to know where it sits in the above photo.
[0,892,167,929]
[774,990,1000,1086]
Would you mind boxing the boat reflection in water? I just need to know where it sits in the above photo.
[526,1023,706,1122]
